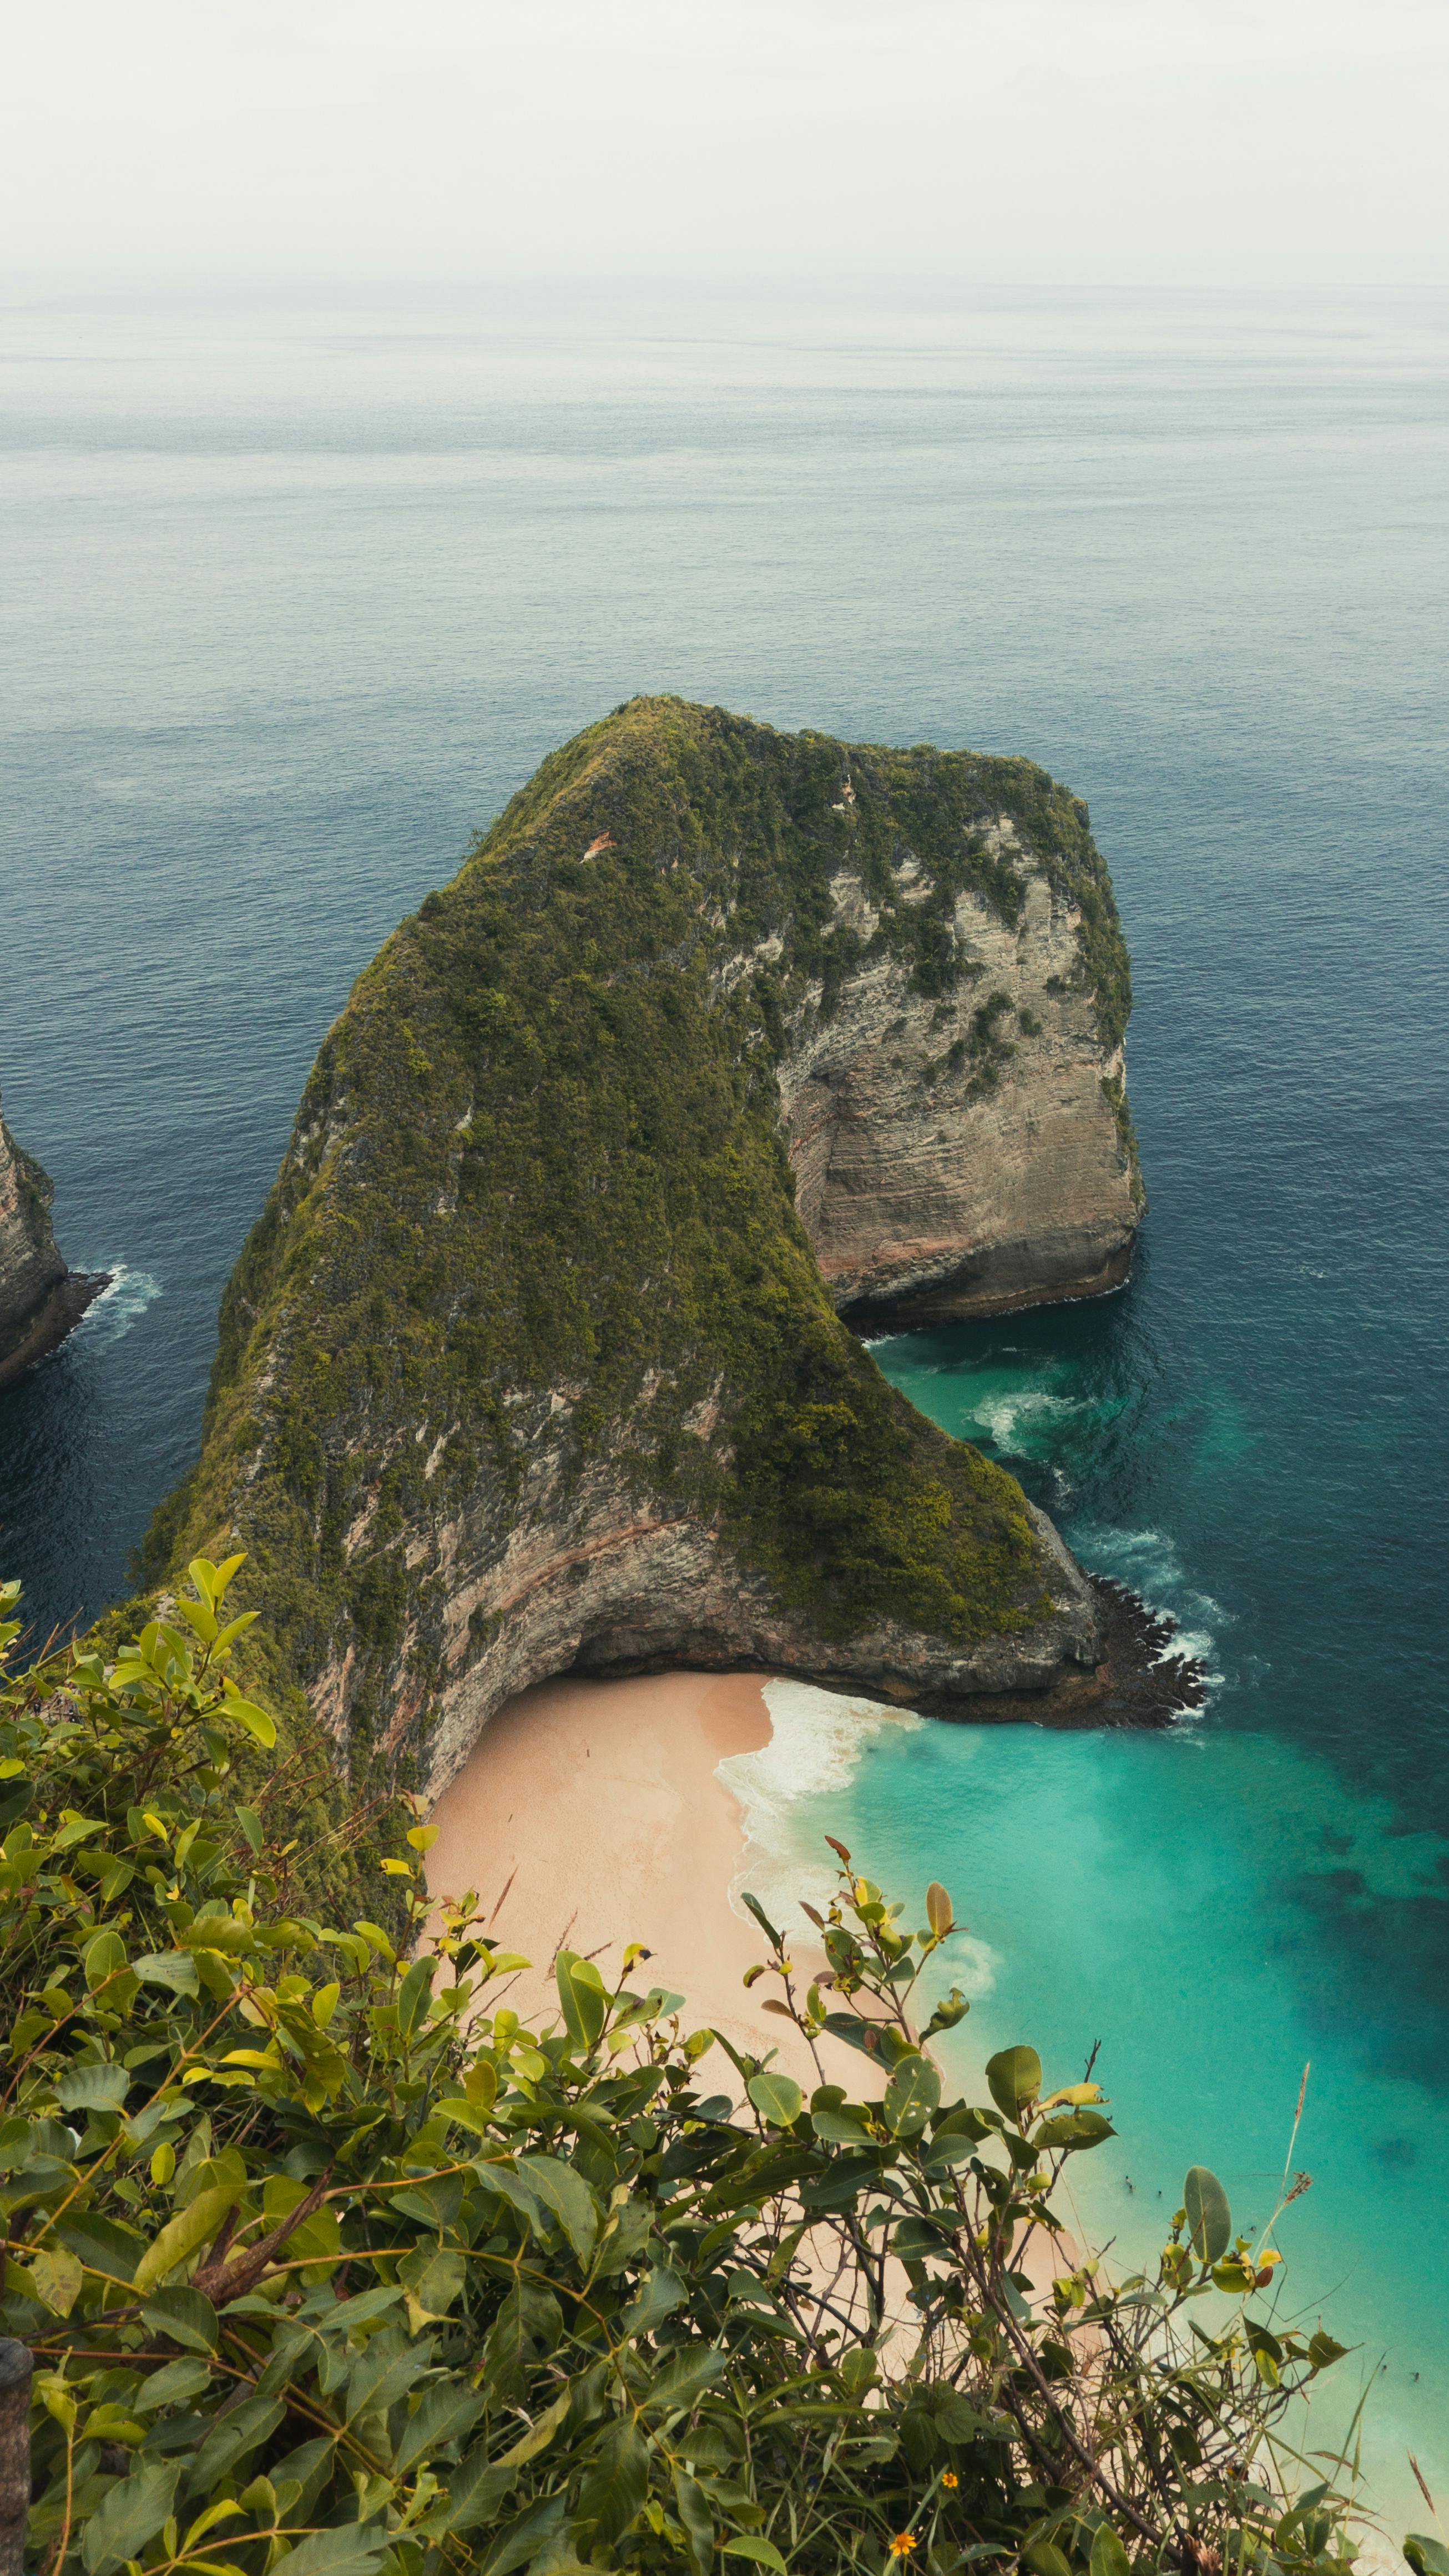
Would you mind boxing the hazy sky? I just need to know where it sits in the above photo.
[7,0,1448,287]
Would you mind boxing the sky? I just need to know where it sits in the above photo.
[6,0,1449,289]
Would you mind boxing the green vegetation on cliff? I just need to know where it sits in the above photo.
[142,701,1134,1775]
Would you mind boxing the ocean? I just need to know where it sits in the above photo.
[2,280,1447,2522]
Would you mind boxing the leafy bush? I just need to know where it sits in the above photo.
[0,1565,1386,2576]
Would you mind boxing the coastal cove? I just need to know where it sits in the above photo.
[3,283,1447,2528]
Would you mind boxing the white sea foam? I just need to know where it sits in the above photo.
[715,1681,1002,1999]
[718,1681,921,1931]
[1077,1522,1228,1699]
[965,1388,1083,1452]
[75,1264,163,1350]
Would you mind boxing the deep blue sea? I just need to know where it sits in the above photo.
[2,281,1446,2521]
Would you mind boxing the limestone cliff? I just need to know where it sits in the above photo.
[144,701,1143,1798]
[780,809,1140,1323]
[0,1101,107,1390]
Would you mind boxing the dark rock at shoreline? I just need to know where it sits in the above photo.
[926,1574,1209,1729]
[0,1268,112,1392]
[0,1100,110,1392]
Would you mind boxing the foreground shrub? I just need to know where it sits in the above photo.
[0,1562,1397,2576]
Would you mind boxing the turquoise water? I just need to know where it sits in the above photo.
[2,282,1447,2518]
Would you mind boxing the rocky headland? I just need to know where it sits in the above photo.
[0,1100,108,1391]
[143,699,1175,1799]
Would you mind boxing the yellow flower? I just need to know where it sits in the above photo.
[941,2471,960,2490]
[889,2538,918,2558]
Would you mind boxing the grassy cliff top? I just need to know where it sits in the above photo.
[143,701,1131,1776]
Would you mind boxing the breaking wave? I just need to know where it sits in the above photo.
[75,1263,163,1351]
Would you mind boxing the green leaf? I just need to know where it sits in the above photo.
[1405,2542,1449,2576]
[821,2010,912,2068]
[463,2056,499,2112]
[739,1890,782,1948]
[51,1814,107,1851]
[190,2392,286,2493]
[54,2211,143,2294]
[883,2052,940,2137]
[345,2337,432,2427]
[83,1928,128,1991]
[555,1948,609,2051]
[324,2284,405,2334]
[937,2394,1009,2445]
[270,2528,392,2576]
[27,2244,83,2316]
[477,2494,568,2576]
[391,2377,487,2475]
[923,1986,970,2037]
[673,2468,716,2576]
[926,1880,954,1935]
[1026,2547,1072,2576]
[723,2543,788,2575]
[514,2152,601,2265]
[985,2044,1041,2122]
[221,1691,276,1749]
[498,2383,574,2469]
[396,1952,433,2036]
[809,2098,872,2145]
[642,2341,728,2413]
[181,1912,254,1955]
[1308,2330,1349,2370]
[140,2284,220,2351]
[1090,2526,1133,2576]
[57,2058,130,2117]
[1036,2109,1116,2150]
[484,2280,564,2390]
[132,2183,237,2295]
[80,2458,184,2576]
[133,1949,200,1996]
[1184,2164,1232,2266]
[621,2265,688,2336]
[576,2421,650,2542]
[133,2355,213,2413]
[435,2094,493,2137]
[432,2446,518,2538]
[401,2246,466,2319]
[747,2071,802,2128]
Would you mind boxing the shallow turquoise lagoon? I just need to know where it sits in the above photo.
[805,1321,1449,2518]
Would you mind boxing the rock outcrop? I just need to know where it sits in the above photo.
[780,813,1140,1323]
[0,1102,107,1391]
[144,701,1143,1799]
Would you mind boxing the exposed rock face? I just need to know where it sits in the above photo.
[0,1103,107,1391]
[146,701,1142,1799]
[780,818,1140,1324]
[399,1459,1096,1808]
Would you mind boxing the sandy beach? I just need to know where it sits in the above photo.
[423,1666,898,2093]
[424,1665,1082,2315]
[426,1667,798,2068]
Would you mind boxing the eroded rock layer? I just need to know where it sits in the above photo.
[144,701,1142,1795]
